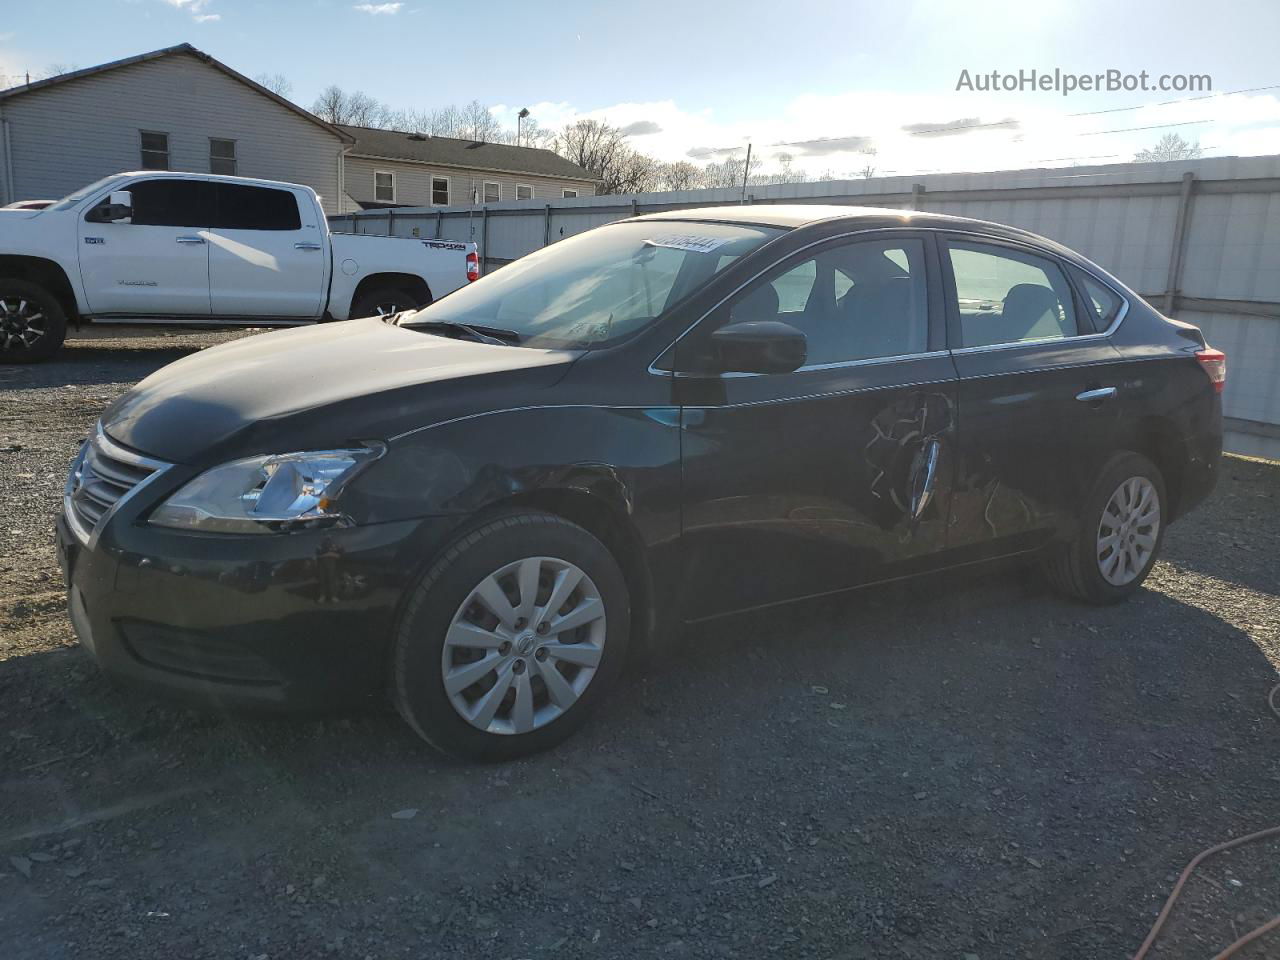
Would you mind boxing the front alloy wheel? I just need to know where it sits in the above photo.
[0,280,68,364]
[392,512,630,760]
[443,557,607,735]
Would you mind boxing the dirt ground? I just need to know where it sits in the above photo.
[2,327,1279,960]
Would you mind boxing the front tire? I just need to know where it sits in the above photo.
[392,512,630,761]
[1043,451,1167,604]
[0,280,67,363]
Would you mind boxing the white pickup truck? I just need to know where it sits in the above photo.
[0,171,478,362]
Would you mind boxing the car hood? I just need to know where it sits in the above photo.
[101,318,580,464]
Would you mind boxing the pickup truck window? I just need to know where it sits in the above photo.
[125,179,214,227]
[213,184,302,231]
[405,220,783,349]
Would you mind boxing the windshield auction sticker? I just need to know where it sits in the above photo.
[643,235,734,255]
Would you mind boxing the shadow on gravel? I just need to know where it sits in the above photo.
[4,557,1279,958]
[0,345,204,390]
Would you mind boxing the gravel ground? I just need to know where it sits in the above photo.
[2,327,1279,960]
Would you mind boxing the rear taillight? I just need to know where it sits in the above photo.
[466,251,480,282]
[1195,348,1226,393]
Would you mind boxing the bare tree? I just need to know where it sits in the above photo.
[39,63,79,80]
[310,85,389,127]
[458,100,501,142]
[655,161,701,191]
[254,72,293,99]
[554,119,631,189]
[1134,133,1203,163]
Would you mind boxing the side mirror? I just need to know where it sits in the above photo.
[86,190,133,223]
[709,320,807,375]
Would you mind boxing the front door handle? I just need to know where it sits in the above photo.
[175,235,206,244]
[1076,386,1117,403]
[910,438,942,521]
[294,242,323,250]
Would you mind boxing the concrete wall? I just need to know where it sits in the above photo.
[330,155,1280,459]
[0,52,347,213]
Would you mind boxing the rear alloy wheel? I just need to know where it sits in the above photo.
[392,512,630,760]
[348,286,425,321]
[0,280,67,363]
[1042,451,1167,604]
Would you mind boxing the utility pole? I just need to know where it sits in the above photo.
[740,142,752,203]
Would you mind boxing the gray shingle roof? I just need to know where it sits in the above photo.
[337,124,595,183]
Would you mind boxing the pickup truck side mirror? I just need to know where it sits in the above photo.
[86,190,133,224]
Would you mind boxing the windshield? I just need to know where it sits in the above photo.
[46,174,129,212]
[403,220,783,348]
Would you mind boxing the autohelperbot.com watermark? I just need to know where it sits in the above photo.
[956,68,1212,96]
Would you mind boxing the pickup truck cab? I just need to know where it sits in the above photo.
[0,171,478,362]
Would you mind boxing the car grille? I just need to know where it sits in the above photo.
[64,425,170,545]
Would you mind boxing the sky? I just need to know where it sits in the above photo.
[2,0,1280,178]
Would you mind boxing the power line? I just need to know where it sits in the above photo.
[1067,82,1280,118]
[1078,119,1213,137]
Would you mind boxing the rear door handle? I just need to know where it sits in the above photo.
[175,235,206,244]
[1076,387,1117,403]
[294,242,323,250]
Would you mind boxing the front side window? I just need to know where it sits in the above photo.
[691,237,929,370]
[374,171,395,203]
[431,176,449,205]
[209,138,236,175]
[516,184,534,200]
[483,181,501,203]
[948,242,1078,348]
[119,179,213,227]
[140,131,169,170]
[214,184,301,230]
[404,221,783,348]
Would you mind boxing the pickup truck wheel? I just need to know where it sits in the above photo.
[349,286,426,320]
[0,280,67,364]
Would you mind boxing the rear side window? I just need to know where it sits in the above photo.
[124,179,214,227]
[214,184,301,230]
[947,242,1078,348]
[1073,268,1123,333]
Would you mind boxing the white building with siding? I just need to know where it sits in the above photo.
[336,124,596,209]
[0,44,353,214]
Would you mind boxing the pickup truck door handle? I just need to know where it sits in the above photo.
[175,235,206,244]
[1076,386,1118,403]
[293,242,323,251]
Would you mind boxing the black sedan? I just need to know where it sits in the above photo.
[57,205,1224,760]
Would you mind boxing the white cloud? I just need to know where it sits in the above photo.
[162,0,220,23]
[500,87,1280,177]
[353,2,403,13]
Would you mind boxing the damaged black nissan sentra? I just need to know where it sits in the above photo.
[57,205,1223,760]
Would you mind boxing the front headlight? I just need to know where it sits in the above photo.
[149,445,384,534]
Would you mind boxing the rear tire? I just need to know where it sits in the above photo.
[0,280,67,363]
[1042,451,1167,604]
[392,512,630,761]
[348,286,426,320]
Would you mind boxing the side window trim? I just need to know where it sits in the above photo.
[673,229,946,377]
[939,232,1092,353]
[1066,263,1131,337]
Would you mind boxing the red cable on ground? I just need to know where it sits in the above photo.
[1131,683,1280,960]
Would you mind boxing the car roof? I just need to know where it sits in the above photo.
[625,203,1076,258]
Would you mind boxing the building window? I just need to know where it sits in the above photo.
[516,183,533,200]
[562,188,579,198]
[483,181,500,203]
[140,131,169,170]
[374,171,395,203]
[431,176,449,205]
[209,138,236,176]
